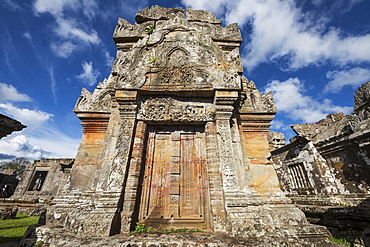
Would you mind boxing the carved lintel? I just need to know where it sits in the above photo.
[239,113,275,132]
[137,96,214,122]
[215,90,238,105]
[115,90,137,103]
[115,90,138,119]
[76,113,111,133]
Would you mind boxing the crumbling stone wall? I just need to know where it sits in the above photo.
[0,171,19,198]
[272,81,370,197]
[12,158,74,202]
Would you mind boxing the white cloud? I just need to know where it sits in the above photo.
[270,120,290,131]
[182,0,370,71]
[33,0,100,58]
[0,135,53,160]
[54,17,100,45]
[77,61,101,86]
[50,41,78,58]
[33,0,79,17]
[28,126,80,158]
[0,103,53,130]
[33,0,99,19]
[264,78,352,123]
[0,82,32,102]
[104,50,114,67]
[23,32,32,41]
[324,67,370,93]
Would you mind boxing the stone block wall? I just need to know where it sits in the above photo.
[12,158,74,202]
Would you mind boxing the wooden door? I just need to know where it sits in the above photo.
[139,125,208,228]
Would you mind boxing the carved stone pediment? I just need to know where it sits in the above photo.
[74,88,112,113]
[239,78,277,114]
[137,96,214,122]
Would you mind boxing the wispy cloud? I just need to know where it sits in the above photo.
[1,0,22,11]
[324,67,370,94]
[46,66,57,104]
[264,78,352,123]
[33,0,79,17]
[33,0,101,59]
[23,32,32,41]
[182,0,370,71]
[0,82,32,102]
[50,41,78,58]
[76,61,101,86]
[54,17,100,45]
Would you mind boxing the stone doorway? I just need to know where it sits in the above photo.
[138,125,209,229]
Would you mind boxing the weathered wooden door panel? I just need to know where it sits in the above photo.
[139,125,207,228]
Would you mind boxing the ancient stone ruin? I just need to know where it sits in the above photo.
[272,81,370,197]
[18,6,346,246]
[12,158,74,203]
[271,81,370,244]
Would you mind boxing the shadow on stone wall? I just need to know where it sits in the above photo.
[302,196,370,246]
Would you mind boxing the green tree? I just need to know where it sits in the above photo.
[0,158,30,178]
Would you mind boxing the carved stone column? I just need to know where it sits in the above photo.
[106,90,138,192]
[205,121,231,233]
[215,90,239,191]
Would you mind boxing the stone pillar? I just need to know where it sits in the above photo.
[205,121,230,232]
[106,90,138,192]
[69,112,110,190]
[119,120,147,233]
[239,112,281,195]
[103,90,138,234]
[215,91,239,191]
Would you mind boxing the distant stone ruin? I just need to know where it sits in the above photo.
[271,81,370,245]
[19,6,346,246]
[273,81,370,196]
[12,158,74,203]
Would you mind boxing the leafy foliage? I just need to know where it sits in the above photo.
[209,111,216,120]
[145,25,155,35]
[0,158,30,178]
[130,222,154,235]
[149,57,158,64]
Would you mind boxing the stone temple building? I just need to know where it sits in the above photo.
[270,81,370,243]
[272,81,370,198]
[24,6,341,246]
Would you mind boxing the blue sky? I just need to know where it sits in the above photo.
[0,0,370,161]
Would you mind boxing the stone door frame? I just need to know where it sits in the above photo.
[122,120,228,232]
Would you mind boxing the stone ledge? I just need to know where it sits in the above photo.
[20,225,341,247]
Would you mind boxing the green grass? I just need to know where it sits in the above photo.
[0,214,39,244]
[328,237,351,246]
